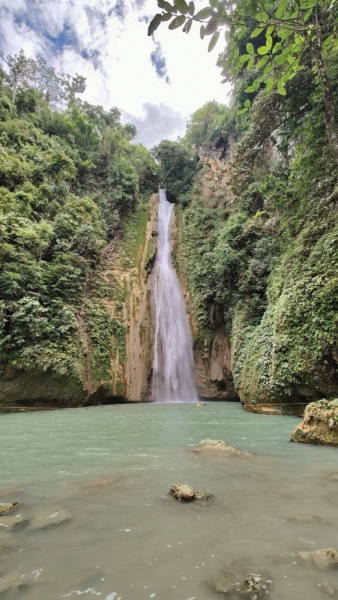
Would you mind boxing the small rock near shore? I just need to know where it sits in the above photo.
[193,439,251,456]
[170,484,210,501]
[29,508,71,530]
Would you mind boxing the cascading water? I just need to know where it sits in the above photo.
[152,189,198,402]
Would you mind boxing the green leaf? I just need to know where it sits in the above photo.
[277,86,287,95]
[276,0,288,18]
[169,14,186,28]
[266,78,274,91]
[163,1,174,10]
[183,18,193,32]
[247,57,254,71]
[246,42,254,54]
[272,42,282,54]
[257,46,269,55]
[158,0,165,8]
[200,24,205,39]
[208,30,220,51]
[209,0,218,7]
[239,53,251,66]
[322,34,333,47]
[303,7,313,21]
[194,7,213,19]
[244,99,251,107]
[256,55,269,69]
[188,1,195,15]
[148,13,162,35]
[251,27,264,38]
[161,13,172,21]
[245,81,260,93]
[238,107,249,115]
[174,0,188,14]
[267,25,274,36]
[266,35,273,50]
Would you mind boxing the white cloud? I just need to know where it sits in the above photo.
[0,0,232,146]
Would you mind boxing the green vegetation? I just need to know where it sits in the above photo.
[0,51,159,403]
[154,12,338,406]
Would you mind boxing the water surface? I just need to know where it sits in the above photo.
[1,403,338,599]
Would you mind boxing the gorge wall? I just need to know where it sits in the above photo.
[169,91,338,414]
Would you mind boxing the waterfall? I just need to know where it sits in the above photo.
[152,190,198,402]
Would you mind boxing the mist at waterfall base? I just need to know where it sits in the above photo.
[152,190,198,403]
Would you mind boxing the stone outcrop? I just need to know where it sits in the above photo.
[0,501,19,515]
[193,439,251,456]
[291,399,338,447]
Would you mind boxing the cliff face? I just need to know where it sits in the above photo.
[0,196,157,408]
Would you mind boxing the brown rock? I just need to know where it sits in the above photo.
[213,570,272,598]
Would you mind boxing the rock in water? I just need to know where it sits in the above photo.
[0,514,28,529]
[170,484,210,501]
[282,548,338,569]
[291,399,338,447]
[30,508,71,529]
[193,439,251,456]
[0,501,19,515]
[213,570,272,598]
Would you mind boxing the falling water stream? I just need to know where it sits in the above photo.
[152,190,198,402]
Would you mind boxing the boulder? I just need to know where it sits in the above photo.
[193,439,251,456]
[29,508,71,530]
[0,501,19,516]
[170,484,210,501]
[291,399,338,447]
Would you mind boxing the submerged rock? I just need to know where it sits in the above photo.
[282,548,338,569]
[213,569,272,598]
[0,501,19,516]
[0,514,28,529]
[170,484,210,501]
[322,581,338,597]
[0,572,38,595]
[291,399,338,447]
[30,508,71,529]
[286,514,322,523]
[193,439,251,456]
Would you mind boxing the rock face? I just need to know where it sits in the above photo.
[193,439,251,456]
[170,484,210,501]
[291,399,338,447]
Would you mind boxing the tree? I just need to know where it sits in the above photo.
[0,50,86,107]
[148,0,338,161]
[152,140,197,203]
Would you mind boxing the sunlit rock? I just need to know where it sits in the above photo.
[291,400,338,447]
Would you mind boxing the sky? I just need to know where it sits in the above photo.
[0,0,231,147]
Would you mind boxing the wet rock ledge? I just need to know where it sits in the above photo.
[291,399,338,447]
